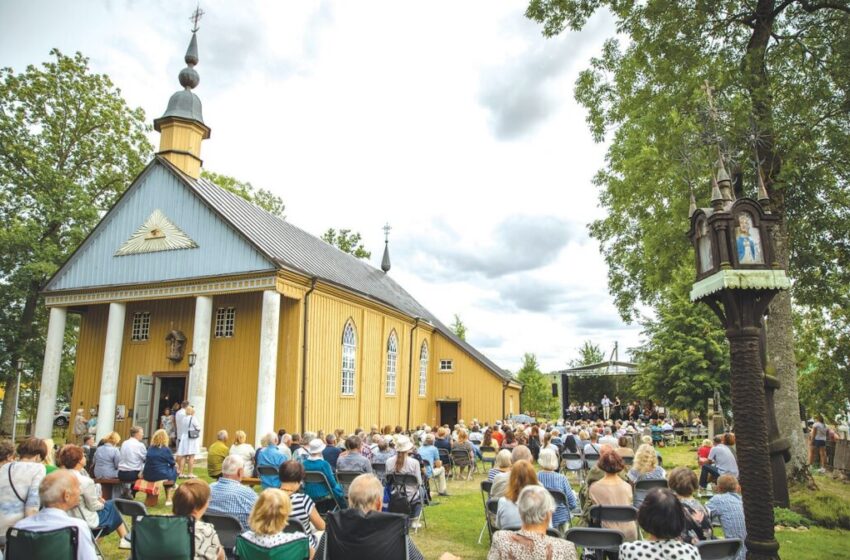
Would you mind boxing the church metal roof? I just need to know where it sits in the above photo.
[165,158,515,384]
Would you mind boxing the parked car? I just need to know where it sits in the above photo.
[54,406,71,427]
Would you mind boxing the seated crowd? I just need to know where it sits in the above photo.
[0,414,748,560]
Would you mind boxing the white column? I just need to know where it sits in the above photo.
[187,296,212,437]
[96,302,126,441]
[34,307,68,439]
[254,290,280,446]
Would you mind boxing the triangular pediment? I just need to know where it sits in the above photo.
[115,209,198,256]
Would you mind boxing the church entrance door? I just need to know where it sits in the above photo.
[438,401,459,427]
[134,373,187,444]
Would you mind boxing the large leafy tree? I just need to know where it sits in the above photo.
[794,305,849,420]
[0,50,153,432]
[321,228,371,259]
[631,267,731,415]
[526,0,850,477]
[200,170,285,219]
[516,353,560,419]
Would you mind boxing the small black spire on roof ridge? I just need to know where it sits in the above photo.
[178,6,204,91]
[381,223,392,273]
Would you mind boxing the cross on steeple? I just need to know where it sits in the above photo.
[190,4,205,33]
[383,223,392,244]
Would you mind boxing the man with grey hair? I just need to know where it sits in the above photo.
[207,429,230,479]
[490,445,533,499]
[315,474,427,560]
[208,455,258,529]
[490,485,578,559]
[14,471,98,559]
[118,425,146,499]
[256,431,286,489]
[599,427,619,447]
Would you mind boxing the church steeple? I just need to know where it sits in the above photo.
[381,223,392,273]
[153,6,211,179]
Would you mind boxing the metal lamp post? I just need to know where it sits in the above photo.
[12,358,24,443]
[688,159,789,560]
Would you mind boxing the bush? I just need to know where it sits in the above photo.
[774,507,811,527]
[792,492,850,529]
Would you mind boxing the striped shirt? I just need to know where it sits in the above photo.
[287,492,318,547]
[706,492,747,560]
[537,471,579,527]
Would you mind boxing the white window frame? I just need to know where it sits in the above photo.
[386,332,398,396]
[418,341,428,397]
[131,311,150,341]
[341,321,357,395]
[439,359,454,372]
[214,307,236,338]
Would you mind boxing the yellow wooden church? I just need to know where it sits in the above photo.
[32,27,521,446]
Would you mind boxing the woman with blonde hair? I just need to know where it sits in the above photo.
[241,488,311,557]
[628,444,666,484]
[495,460,542,529]
[93,432,121,479]
[229,430,256,477]
[42,438,58,474]
[176,405,201,478]
[143,429,178,505]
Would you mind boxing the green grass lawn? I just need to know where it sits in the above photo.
[93,445,850,559]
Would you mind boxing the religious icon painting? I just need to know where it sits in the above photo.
[734,212,763,264]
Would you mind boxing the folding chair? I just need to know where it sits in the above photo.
[113,498,148,518]
[256,465,280,476]
[584,452,600,472]
[674,427,686,445]
[236,534,310,560]
[633,479,668,509]
[75,505,106,559]
[486,498,499,534]
[696,538,743,560]
[386,473,426,533]
[501,525,562,538]
[371,462,386,482]
[438,448,452,474]
[565,527,624,560]
[304,471,341,515]
[5,526,78,559]
[450,448,475,481]
[202,512,243,558]
[131,514,194,560]
[477,480,493,544]
[588,505,640,540]
[335,471,360,497]
[546,488,571,533]
[561,452,584,484]
[622,455,634,468]
[323,509,409,560]
[284,519,307,534]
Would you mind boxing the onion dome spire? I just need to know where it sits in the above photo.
[381,223,392,273]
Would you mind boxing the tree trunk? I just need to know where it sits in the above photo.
[0,282,42,434]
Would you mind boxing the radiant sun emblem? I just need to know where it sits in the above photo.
[115,209,198,256]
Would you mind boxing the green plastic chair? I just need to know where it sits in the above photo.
[131,515,194,560]
[235,535,310,560]
[5,526,78,559]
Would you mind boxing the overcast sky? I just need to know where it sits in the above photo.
[1,1,643,372]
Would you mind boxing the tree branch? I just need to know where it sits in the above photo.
[796,0,850,14]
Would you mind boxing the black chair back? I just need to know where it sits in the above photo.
[633,478,668,508]
[450,448,473,467]
[256,465,279,477]
[202,513,242,556]
[583,452,600,469]
[486,498,499,516]
[561,452,582,469]
[547,488,568,509]
[336,471,360,495]
[114,498,148,518]
[371,463,386,479]
[284,518,307,534]
[622,455,634,467]
[588,505,639,536]
[325,509,408,560]
[480,480,493,496]
[696,538,743,560]
[502,526,562,538]
[565,527,624,552]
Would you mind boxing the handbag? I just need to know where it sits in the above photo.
[133,479,161,496]
[188,418,200,439]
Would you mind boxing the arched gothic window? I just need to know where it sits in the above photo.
[341,321,357,395]
[418,341,428,396]
[386,332,398,395]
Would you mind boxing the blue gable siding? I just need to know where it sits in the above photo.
[47,163,274,292]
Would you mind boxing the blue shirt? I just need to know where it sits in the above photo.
[537,470,578,527]
[303,457,345,506]
[208,477,258,530]
[322,446,342,470]
[706,493,746,560]
[418,445,440,477]
[142,446,177,482]
[93,444,120,479]
[256,445,286,489]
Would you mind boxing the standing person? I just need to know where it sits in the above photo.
[601,395,612,421]
[706,475,747,560]
[207,430,229,480]
[174,400,189,476]
[0,438,48,536]
[118,426,147,499]
[86,409,98,436]
[176,405,201,478]
[73,409,88,444]
[810,414,829,473]
[161,407,176,449]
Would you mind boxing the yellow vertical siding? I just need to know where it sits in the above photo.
[68,305,109,423]
[205,292,262,445]
[275,296,303,432]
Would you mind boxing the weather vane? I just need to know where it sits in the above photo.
[383,223,392,243]
[190,4,205,33]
